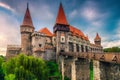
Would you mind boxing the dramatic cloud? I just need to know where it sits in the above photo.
[99,19,120,48]
[0,11,20,55]
[103,19,120,48]
[0,2,15,12]
[103,40,120,48]
[81,7,98,21]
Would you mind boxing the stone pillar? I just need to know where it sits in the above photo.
[73,43,76,52]
[71,58,77,80]
[61,56,65,80]
[79,44,81,52]
[93,60,101,80]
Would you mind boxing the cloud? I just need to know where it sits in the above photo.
[103,19,120,48]
[69,9,77,18]
[30,4,54,20]
[0,11,20,56]
[0,2,15,12]
[103,40,120,48]
[81,7,98,21]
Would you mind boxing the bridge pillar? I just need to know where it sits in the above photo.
[71,58,77,80]
[93,60,101,80]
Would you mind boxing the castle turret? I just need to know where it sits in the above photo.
[94,33,101,45]
[20,3,34,55]
[54,3,70,60]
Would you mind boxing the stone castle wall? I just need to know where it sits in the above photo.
[100,62,120,80]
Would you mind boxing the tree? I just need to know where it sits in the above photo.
[3,54,48,80]
[0,56,4,80]
[46,61,62,79]
[104,47,120,52]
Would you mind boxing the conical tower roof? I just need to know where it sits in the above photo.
[55,3,69,25]
[94,33,101,40]
[22,3,34,27]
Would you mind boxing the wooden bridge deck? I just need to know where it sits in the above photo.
[60,52,120,64]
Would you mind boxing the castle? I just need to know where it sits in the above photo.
[6,3,103,60]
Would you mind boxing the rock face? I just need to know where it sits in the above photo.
[100,62,120,80]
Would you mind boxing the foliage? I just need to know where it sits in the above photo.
[0,56,5,80]
[64,76,70,80]
[46,61,61,79]
[0,54,63,80]
[4,74,15,80]
[2,54,48,80]
[104,47,120,52]
[90,61,94,80]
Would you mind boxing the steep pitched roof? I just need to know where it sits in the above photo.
[55,3,69,25]
[69,26,86,39]
[94,33,101,40]
[38,27,53,37]
[22,3,34,27]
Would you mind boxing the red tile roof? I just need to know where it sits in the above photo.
[55,3,69,25]
[95,33,101,40]
[38,27,53,37]
[85,35,89,41]
[69,26,86,40]
[22,4,34,27]
[52,33,56,36]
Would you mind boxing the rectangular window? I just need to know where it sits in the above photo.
[86,46,88,52]
[39,44,42,47]
[76,44,79,52]
[81,45,84,52]
[69,42,74,52]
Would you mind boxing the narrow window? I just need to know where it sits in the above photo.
[39,44,42,47]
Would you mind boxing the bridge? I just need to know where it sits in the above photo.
[60,52,120,64]
[59,52,120,80]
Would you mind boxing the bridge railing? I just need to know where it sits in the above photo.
[60,52,120,64]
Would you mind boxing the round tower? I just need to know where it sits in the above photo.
[94,33,101,45]
[20,3,34,55]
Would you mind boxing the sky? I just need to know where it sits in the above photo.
[0,0,120,55]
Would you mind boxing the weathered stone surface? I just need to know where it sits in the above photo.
[75,58,90,80]
[93,60,100,80]
[64,58,72,79]
[100,62,120,80]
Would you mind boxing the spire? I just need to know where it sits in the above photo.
[27,2,29,9]
[55,3,69,25]
[22,3,34,27]
[95,33,101,40]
